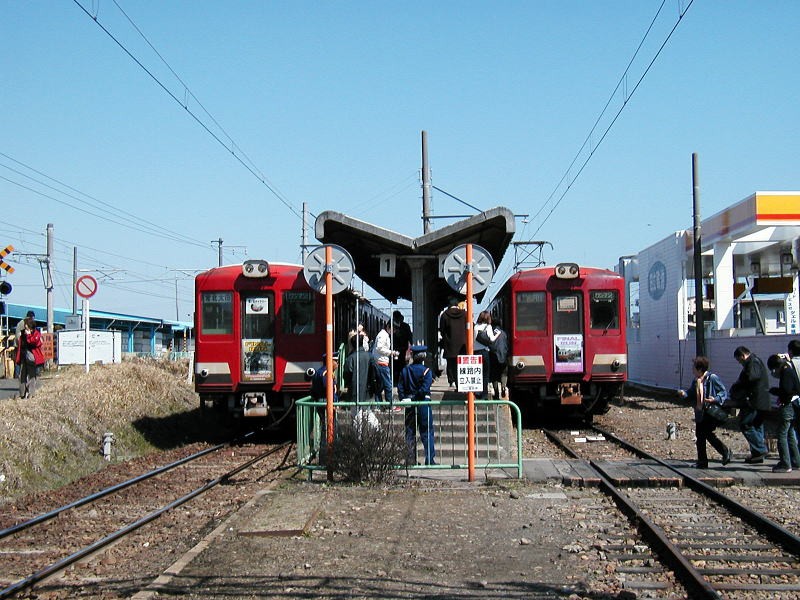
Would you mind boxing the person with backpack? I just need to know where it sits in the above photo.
[397,344,436,465]
[678,356,733,469]
[474,311,499,399]
[766,353,800,473]
[489,321,509,399]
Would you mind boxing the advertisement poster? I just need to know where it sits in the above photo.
[242,338,274,381]
[553,334,583,373]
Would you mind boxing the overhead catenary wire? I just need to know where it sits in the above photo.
[529,0,694,238]
[72,0,305,223]
[484,0,694,301]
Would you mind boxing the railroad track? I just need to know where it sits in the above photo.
[0,434,293,599]
[543,425,800,598]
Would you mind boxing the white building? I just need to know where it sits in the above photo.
[621,191,800,391]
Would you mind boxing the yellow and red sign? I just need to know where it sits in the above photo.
[0,245,14,274]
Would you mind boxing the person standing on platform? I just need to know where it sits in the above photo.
[373,320,397,409]
[787,339,800,441]
[391,310,413,385]
[489,320,509,399]
[439,297,466,388]
[730,346,771,464]
[473,311,499,399]
[398,344,436,465]
[766,353,800,473]
[678,356,733,469]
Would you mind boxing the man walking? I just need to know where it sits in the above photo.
[731,346,771,463]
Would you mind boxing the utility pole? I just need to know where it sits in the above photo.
[301,202,309,262]
[421,130,432,234]
[212,238,223,267]
[692,153,705,357]
[72,246,78,316]
[46,223,54,333]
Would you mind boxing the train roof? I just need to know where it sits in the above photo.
[508,264,622,285]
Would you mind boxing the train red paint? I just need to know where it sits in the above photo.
[487,262,627,418]
[194,259,385,419]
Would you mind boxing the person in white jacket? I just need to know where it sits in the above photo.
[373,321,397,408]
[474,311,499,399]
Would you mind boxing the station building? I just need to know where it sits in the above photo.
[620,191,800,391]
[1,302,192,357]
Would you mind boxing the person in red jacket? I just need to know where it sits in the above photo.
[15,316,45,398]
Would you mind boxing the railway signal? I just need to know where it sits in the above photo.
[0,245,14,274]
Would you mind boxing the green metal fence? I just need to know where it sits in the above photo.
[296,397,523,478]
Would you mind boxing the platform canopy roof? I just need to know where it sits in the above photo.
[314,207,516,305]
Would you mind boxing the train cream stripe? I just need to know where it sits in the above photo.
[513,355,545,366]
[284,361,317,374]
[195,362,231,375]
[592,354,627,366]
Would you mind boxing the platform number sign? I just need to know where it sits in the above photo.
[379,254,396,277]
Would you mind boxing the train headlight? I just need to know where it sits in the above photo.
[554,262,580,279]
[611,359,620,372]
[242,260,270,278]
[515,361,525,371]
[199,369,208,379]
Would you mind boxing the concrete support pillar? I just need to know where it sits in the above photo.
[713,242,735,331]
[407,257,428,345]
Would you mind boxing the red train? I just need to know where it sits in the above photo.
[487,262,627,419]
[194,259,385,419]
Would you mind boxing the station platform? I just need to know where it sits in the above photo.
[521,457,800,487]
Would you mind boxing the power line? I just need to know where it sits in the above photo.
[72,0,305,222]
[0,152,209,248]
[530,0,694,238]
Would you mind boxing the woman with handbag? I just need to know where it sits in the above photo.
[678,356,733,469]
[474,311,498,399]
[15,315,45,399]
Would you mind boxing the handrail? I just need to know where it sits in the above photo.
[296,396,522,478]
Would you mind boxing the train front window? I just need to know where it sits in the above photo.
[283,291,315,335]
[590,291,619,331]
[200,292,232,335]
[553,293,582,334]
[515,291,545,331]
[242,295,274,339]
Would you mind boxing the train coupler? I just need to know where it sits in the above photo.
[558,383,582,405]
[241,392,270,417]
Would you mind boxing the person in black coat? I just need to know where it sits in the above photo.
[730,346,770,463]
[439,298,466,388]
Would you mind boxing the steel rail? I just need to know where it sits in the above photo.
[0,438,286,600]
[0,429,258,541]
[543,428,721,598]
[593,424,800,556]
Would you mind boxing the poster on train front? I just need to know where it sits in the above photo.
[553,334,583,373]
[242,338,274,382]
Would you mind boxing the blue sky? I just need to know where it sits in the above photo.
[2,1,799,323]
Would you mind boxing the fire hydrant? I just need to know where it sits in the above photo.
[102,432,115,461]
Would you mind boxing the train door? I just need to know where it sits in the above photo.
[240,293,275,382]
[552,292,583,373]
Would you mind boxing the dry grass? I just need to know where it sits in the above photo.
[0,357,202,502]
